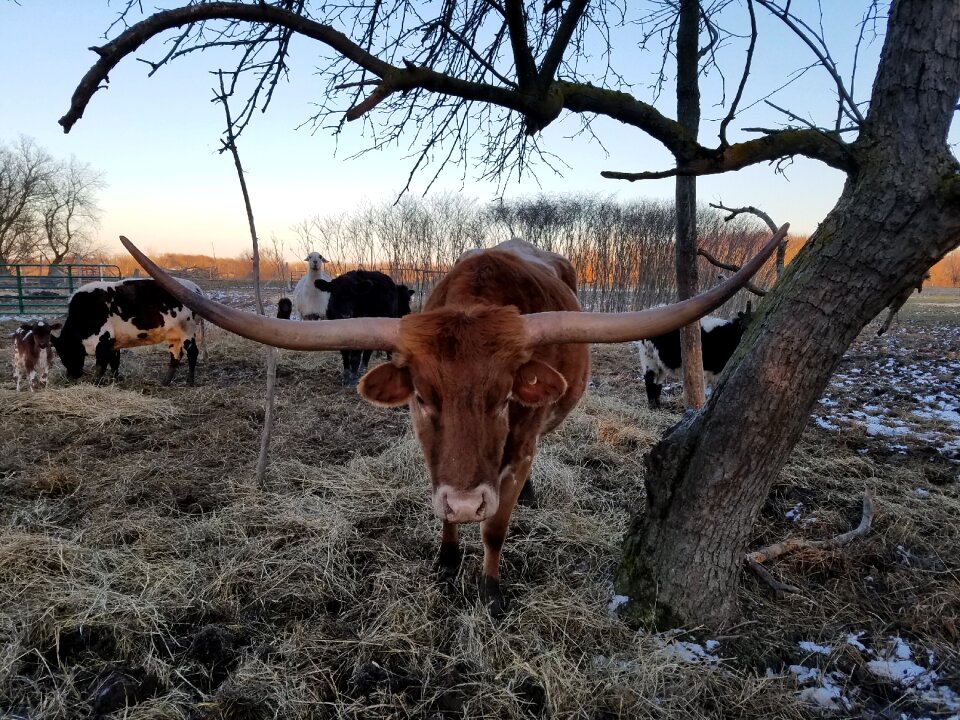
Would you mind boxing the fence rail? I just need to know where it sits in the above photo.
[0,264,122,317]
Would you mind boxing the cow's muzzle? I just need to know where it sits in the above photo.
[433,485,499,523]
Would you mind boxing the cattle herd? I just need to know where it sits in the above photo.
[9,231,784,614]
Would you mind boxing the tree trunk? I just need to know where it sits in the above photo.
[676,0,705,409]
[617,0,960,628]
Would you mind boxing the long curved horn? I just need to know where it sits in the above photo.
[120,236,398,351]
[523,224,788,346]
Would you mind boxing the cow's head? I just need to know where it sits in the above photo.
[316,273,372,320]
[396,285,415,317]
[50,330,86,379]
[358,306,567,523]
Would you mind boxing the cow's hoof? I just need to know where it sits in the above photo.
[517,479,538,508]
[434,542,462,583]
[482,576,508,619]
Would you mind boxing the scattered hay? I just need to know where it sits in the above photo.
[3,385,183,427]
[0,311,957,719]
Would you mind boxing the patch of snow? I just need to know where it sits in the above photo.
[789,665,821,684]
[868,637,938,689]
[918,684,960,713]
[607,594,629,615]
[845,632,868,652]
[785,503,804,522]
[798,685,845,711]
[867,659,937,688]
[659,640,718,664]
[915,487,931,498]
[812,415,840,431]
[789,666,851,711]
[866,418,912,437]
[655,635,721,665]
[799,641,833,656]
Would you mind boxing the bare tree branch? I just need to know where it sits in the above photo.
[213,69,277,488]
[697,247,767,296]
[746,492,876,565]
[718,0,756,147]
[754,0,865,125]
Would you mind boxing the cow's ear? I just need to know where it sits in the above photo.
[315,279,332,291]
[50,322,62,331]
[512,359,567,407]
[359,363,414,407]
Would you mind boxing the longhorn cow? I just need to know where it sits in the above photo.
[120,227,787,615]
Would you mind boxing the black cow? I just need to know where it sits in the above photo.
[276,297,293,319]
[397,284,415,318]
[52,278,204,385]
[316,270,404,385]
[635,304,752,409]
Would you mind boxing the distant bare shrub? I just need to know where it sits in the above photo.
[295,194,777,315]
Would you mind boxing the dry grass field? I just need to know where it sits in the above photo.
[1,292,957,719]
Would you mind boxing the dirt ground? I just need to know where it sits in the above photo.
[1,291,957,719]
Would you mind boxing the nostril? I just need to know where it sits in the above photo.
[477,499,486,517]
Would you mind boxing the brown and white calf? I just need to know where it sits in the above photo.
[120,227,787,616]
[12,320,62,391]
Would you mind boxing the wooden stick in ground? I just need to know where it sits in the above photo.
[214,70,278,489]
[745,491,876,594]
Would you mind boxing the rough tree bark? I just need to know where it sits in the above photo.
[675,0,705,409]
[616,0,960,627]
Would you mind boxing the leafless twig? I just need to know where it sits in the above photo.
[213,70,277,489]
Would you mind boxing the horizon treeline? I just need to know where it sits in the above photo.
[65,194,960,307]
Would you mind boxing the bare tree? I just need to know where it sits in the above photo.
[944,249,960,288]
[0,136,52,266]
[61,0,960,627]
[38,156,105,265]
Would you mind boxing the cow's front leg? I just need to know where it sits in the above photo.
[358,349,374,377]
[163,340,184,386]
[94,337,116,385]
[184,338,199,385]
[109,350,121,380]
[479,454,534,618]
[434,521,461,582]
[644,370,662,409]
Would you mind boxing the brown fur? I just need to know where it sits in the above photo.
[359,240,589,615]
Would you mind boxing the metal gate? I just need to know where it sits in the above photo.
[0,264,122,317]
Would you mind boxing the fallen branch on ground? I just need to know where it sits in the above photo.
[745,491,875,597]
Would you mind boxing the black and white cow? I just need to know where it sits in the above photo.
[52,278,205,385]
[316,270,405,386]
[635,304,752,409]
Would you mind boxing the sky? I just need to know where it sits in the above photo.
[2,1,950,261]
